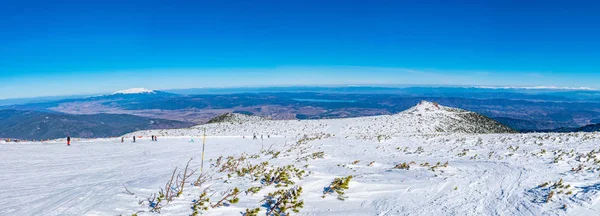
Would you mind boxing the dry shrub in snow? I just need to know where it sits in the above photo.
[211,187,241,208]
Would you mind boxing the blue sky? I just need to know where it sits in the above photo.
[1,0,600,99]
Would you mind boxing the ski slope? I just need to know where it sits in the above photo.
[1,102,599,216]
[3,131,600,215]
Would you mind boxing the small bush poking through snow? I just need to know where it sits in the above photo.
[246,186,262,195]
[149,159,196,213]
[394,162,413,170]
[457,149,469,157]
[190,191,210,216]
[236,161,269,181]
[546,191,555,203]
[244,207,261,216]
[262,186,305,216]
[297,151,325,162]
[211,187,241,208]
[261,165,306,188]
[533,178,575,204]
[219,154,248,173]
[323,175,353,201]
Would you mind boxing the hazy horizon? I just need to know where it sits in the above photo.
[1,84,599,101]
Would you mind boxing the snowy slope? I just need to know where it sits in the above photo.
[3,132,600,215]
[128,101,514,139]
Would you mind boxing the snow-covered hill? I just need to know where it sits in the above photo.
[206,113,266,124]
[129,101,515,139]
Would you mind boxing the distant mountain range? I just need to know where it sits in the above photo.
[521,122,600,133]
[0,110,193,140]
[2,86,600,139]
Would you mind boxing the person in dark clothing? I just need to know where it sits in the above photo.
[151,135,155,141]
[121,137,124,143]
[133,136,136,143]
[67,136,71,146]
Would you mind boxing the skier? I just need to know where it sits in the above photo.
[133,136,136,143]
[253,133,257,140]
[154,135,158,142]
[121,137,124,143]
[151,135,155,141]
[67,136,71,146]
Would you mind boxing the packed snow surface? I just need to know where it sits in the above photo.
[112,88,155,95]
[3,102,600,216]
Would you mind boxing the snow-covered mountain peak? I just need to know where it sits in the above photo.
[402,100,457,114]
[112,88,155,95]
[413,101,442,111]
[131,101,515,139]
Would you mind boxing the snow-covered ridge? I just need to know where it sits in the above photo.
[206,113,265,124]
[112,88,155,95]
[129,101,515,138]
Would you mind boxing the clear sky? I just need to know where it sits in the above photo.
[1,0,600,99]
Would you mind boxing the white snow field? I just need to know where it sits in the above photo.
[2,102,600,216]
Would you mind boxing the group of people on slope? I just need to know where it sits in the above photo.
[66,135,159,146]
[251,133,270,140]
[120,135,159,143]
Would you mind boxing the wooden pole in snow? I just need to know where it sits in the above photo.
[201,128,206,173]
